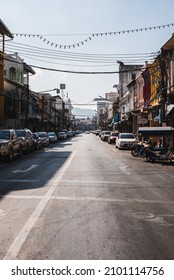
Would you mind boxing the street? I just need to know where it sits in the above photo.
[0,133,174,260]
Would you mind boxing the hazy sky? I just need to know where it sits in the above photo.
[1,0,174,111]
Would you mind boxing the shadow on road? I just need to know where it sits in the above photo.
[0,144,74,199]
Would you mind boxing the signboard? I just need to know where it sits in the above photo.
[60,84,65,89]
[137,116,148,125]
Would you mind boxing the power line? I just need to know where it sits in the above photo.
[4,55,158,75]
[4,41,158,68]
[29,63,143,74]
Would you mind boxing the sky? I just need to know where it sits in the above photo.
[1,0,174,112]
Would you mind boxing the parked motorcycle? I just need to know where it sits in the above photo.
[145,147,174,163]
[131,142,149,157]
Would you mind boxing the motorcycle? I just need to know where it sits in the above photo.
[145,147,174,163]
[131,142,149,157]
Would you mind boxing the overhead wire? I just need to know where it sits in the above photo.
[5,41,157,60]
[4,41,158,68]
[3,54,158,75]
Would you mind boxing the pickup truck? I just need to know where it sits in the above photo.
[0,129,23,161]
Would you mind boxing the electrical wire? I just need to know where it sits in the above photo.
[3,41,158,69]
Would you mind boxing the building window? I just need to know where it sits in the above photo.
[132,73,136,80]
[9,67,16,81]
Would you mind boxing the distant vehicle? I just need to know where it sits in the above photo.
[101,131,111,142]
[108,131,119,144]
[47,131,57,143]
[32,132,41,150]
[116,133,136,149]
[0,129,23,161]
[58,131,67,140]
[95,130,101,136]
[67,130,73,137]
[37,131,49,147]
[15,128,34,153]
[85,131,90,134]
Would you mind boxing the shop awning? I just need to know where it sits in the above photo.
[138,126,174,136]
[167,104,174,115]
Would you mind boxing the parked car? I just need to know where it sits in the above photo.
[108,131,119,144]
[47,131,58,143]
[37,131,49,147]
[32,132,41,150]
[116,133,136,149]
[67,130,73,137]
[15,128,34,153]
[0,129,23,161]
[95,130,101,136]
[58,131,67,140]
[101,131,111,141]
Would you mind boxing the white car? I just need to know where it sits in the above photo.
[116,133,135,149]
[101,131,111,142]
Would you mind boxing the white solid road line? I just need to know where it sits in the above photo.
[3,151,76,260]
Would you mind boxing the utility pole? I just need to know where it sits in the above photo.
[25,84,30,128]
[0,20,13,128]
[41,95,44,130]
[159,49,167,127]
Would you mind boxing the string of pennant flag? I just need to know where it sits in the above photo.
[13,23,174,49]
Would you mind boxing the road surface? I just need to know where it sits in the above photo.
[0,133,174,260]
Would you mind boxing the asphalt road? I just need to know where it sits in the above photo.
[0,133,174,260]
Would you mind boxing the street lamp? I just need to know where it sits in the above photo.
[37,88,60,94]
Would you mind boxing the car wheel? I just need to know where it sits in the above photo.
[18,147,23,158]
[8,148,14,161]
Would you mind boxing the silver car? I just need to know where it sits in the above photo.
[47,132,57,143]
[37,132,49,147]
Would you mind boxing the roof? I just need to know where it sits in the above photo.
[0,19,13,39]
[23,63,36,75]
[161,33,174,50]
[138,126,174,136]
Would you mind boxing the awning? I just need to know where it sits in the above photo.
[167,104,174,115]
[138,126,174,136]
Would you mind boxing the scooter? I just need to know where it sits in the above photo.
[131,142,150,158]
[145,147,174,163]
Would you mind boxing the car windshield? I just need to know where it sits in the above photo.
[0,131,10,139]
[15,130,25,137]
[38,132,46,137]
[48,132,55,136]
[105,132,111,135]
[111,133,119,136]
[120,134,134,139]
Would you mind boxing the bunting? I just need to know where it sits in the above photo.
[13,23,174,49]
